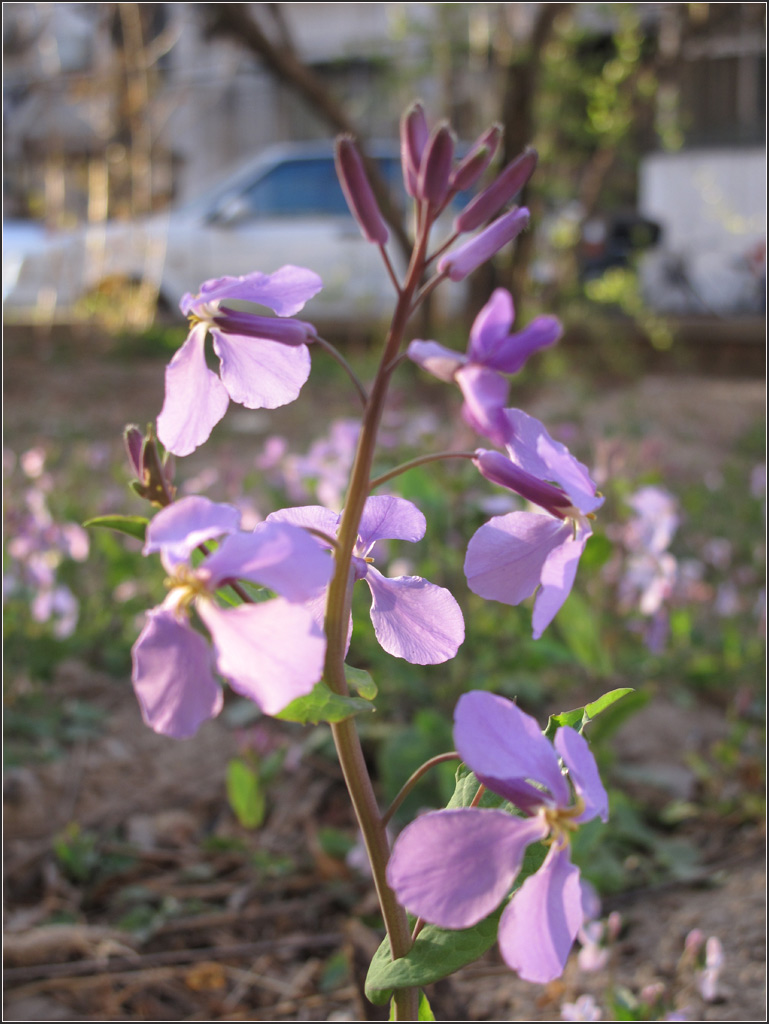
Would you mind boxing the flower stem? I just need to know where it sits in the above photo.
[322,211,436,1023]
[370,451,476,491]
[313,335,369,406]
[382,751,461,827]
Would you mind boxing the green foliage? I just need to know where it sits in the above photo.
[366,908,503,1005]
[389,991,436,1020]
[84,514,149,542]
[226,758,266,829]
[545,687,635,738]
[276,680,375,725]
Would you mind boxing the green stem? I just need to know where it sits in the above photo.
[382,751,461,828]
[370,451,476,491]
[322,216,435,1023]
[313,335,369,406]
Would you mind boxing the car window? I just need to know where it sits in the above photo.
[234,155,471,220]
[237,158,397,218]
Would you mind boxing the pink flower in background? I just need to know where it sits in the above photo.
[158,267,322,456]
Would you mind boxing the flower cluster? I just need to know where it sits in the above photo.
[388,690,608,983]
[4,446,89,639]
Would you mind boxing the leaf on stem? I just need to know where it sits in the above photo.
[84,514,148,542]
[275,680,375,725]
[344,664,378,700]
[544,687,635,739]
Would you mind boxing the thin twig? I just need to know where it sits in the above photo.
[313,335,369,406]
[379,244,403,295]
[370,452,476,491]
[382,751,461,827]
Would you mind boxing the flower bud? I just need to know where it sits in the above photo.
[449,124,502,192]
[438,207,529,281]
[215,308,317,346]
[474,449,574,517]
[400,102,429,197]
[124,424,144,479]
[455,146,538,233]
[334,136,389,245]
[417,123,455,207]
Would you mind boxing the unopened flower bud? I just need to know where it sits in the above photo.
[450,124,502,192]
[124,425,144,479]
[125,423,176,507]
[474,448,573,517]
[417,123,455,207]
[215,308,317,346]
[455,146,538,233]
[400,102,429,197]
[335,136,389,245]
[439,207,530,281]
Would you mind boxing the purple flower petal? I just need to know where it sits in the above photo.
[198,597,325,716]
[201,521,333,601]
[357,495,426,547]
[454,691,570,810]
[504,409,602,515]
[482,316,562,374]
[364,566,464,664]
[211,329,311,410]
[456,364,510,445]
[531,527,590,639]
[265,505,341,543]
[406,339,466,382]
[438,207,530,282]
[467,289,515,363]
[192,266,322,317]
[144,496,241,565]
[387,808,547,929]
[554,727,609,823]
[498,843,584,983]
[131,608,223,738]
[465,512,571,606]
[157,323,230,456]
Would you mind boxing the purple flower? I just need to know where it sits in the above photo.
[132,496,333,738]
[387,691,609,984]
[407,289,561,443]
[268,495,464,664]
[465,409,604,638]
[157,267,322,457]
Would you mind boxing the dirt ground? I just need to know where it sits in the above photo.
[3,327,766,1021]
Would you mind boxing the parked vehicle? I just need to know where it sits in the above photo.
[3,142,465,328]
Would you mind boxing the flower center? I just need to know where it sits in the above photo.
[164,564,212,612]
[542,796,585,848]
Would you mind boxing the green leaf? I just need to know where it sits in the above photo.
[275,680,374,725]
[545,687,634,738]
[388,991,436,1020]
[446,763,508,810]
[84,515,148,542]
[226,759,265,829]
[366,907,503,1005]
[584,688,635,721]
[344,664,377,701]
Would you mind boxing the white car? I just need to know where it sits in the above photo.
[4,142,466,328]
